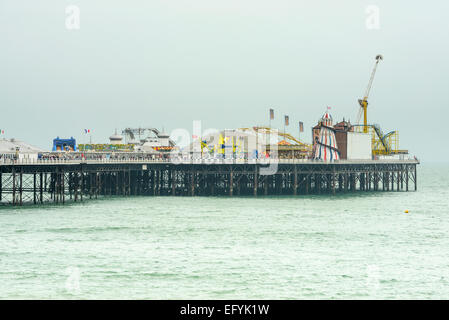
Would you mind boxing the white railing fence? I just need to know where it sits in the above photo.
[0,157,420,166]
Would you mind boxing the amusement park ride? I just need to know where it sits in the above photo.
[122,127,175,146]
[239,126,312,158]
[196,127,312,159]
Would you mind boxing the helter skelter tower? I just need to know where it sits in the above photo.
[313,110,340,161]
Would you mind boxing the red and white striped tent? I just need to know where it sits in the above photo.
[313,111,340,161]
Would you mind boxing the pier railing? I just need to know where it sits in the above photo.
[0,158,419,166]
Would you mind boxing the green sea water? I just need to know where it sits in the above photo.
[1,164,448,299]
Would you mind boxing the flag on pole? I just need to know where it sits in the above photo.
[269,108,274,120]
[0,129,4,134]
[284,115,289,126]
[299,121,304,132]
[84,129,91,134]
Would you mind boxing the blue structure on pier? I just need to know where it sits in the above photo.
[52,137,77,152]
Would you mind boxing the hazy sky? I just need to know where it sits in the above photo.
[1,1,448,162]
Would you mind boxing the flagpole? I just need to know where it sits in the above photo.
[284,115,287,135]
[269,108,273,129]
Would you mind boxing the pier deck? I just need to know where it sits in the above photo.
[0,159,418,205]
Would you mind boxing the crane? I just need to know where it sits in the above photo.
[357,54,383,133]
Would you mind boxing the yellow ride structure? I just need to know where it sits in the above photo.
[239,126,313,158]
[368,125,401,155]
[200,134,242,156]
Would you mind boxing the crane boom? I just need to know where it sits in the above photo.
[364,54,383,98]
[358,54,383,133]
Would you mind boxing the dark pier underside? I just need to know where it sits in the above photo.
[0,161,418,206]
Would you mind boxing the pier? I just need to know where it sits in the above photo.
[0,159,418,206]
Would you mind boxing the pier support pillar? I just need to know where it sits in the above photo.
[33,173,36,204]
[40,173,43,203]
[373,169,379,191]
[190,170,195,196]
[12,169,16,205]
[406,166,409,192]
[367,172,371,191]
[306,174,311,194]
[229,170,233,196]
[80,169,84,202]
[414,165,417,191]
[171,169,176,196]
[401,166,404,190]
[89,173,93,199]
[253,166,258,197]
[19,170,23,205]
[263,176,268,196]
[74,172,78,202]
[391,170,394,191]
[210,174,215,196]
[293,166,298,195]
[332,174,336,195]
[158,169,162,196]
[397,170,400,192]
[116,172,119,195]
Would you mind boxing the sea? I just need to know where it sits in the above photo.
[0,164,448,299]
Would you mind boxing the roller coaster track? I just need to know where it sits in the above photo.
[371,125,396,153]
[239,126,312,149]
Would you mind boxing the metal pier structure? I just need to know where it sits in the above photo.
[0,159,418,206]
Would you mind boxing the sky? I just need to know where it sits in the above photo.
[0,0,448,162]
